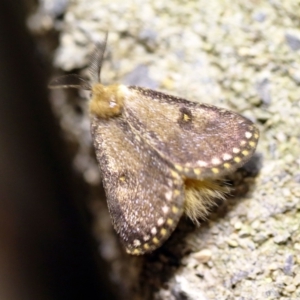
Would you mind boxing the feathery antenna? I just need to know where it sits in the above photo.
[48,32,109,90]
[88,32,109,85]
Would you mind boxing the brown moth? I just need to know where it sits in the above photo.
[49,35,259,255]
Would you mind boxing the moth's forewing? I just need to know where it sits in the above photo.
[91,115,185,255]
[124,87,259,179]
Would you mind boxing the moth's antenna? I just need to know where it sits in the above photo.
[89,32,109,85]
[48,74,91,90]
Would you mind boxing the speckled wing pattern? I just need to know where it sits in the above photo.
[91,116,185,255]
[50,40,259,255]
[91,85,259,255]
[125,86,259,180]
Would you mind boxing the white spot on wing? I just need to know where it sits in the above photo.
[223,153,232,161]
[157,217,164,226]
[162,205,169,214]
[211,158,221,165]
[197,160,208,167]
[133,239,141,247]
[165,191,172,201]
[233,147,240,154]
[245,131,252,139]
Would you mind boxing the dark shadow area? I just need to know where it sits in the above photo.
[0,1,116,299]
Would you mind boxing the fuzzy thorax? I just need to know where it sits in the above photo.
[184,178,230,224]
[89,84,126,118]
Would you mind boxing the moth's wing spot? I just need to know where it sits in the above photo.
[160,228,167,236]
[152,237,160,244]
[184,167,190,173]
[175,164,183,172]
[143,243,150,250]
[157,217,164,226]
[224,163,231,169]
[183,114,191,121]
[253,130,260,140]
[240,140,247,146]
[211,168,219,174]
[197,160,208,167]
[234,157,241,163]
[167,218,174,226]
[178,106,193,129]
[249,141,256,147]
[245,131,252,139]
[143,235,150,241]
[194,169,201,175]
[162,205,169,214]
[133,239,141,247]
[119,175,126,182]
[211,157,221,165]
[151,227,157,235]
[242,150,249,156]
[128,249,142,255]
[223,153,232,161]
[172,206,179,214]
[170,170,180,179]
[233,147,240,154]
[165,191,173,201]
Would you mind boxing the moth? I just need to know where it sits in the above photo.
[49,35,259,255]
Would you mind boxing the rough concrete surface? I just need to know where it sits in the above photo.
[29,1,300,299]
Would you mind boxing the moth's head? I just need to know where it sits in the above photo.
[48,33,126,119]
[89,83,125,118]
